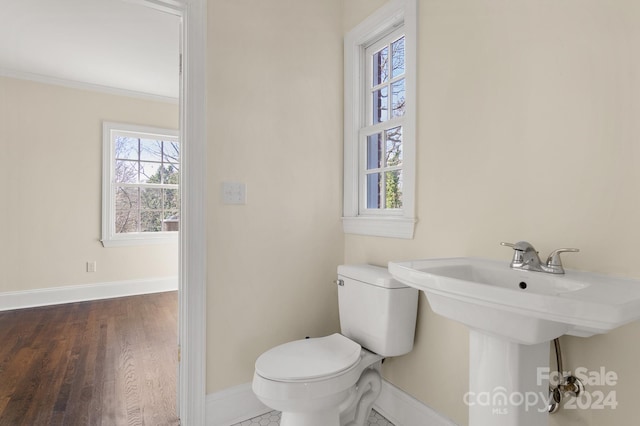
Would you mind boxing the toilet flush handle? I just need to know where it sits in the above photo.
[334,279,344,286]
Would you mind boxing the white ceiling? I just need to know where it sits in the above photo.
[0,0,180,100]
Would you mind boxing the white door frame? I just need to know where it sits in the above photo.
[135,0,207,424]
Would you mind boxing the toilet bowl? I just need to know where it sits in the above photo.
[252,265,419,426]
[252,334,383,426]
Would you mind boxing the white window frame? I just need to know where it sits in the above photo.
[343,0,417,239]
[101,121,180,247]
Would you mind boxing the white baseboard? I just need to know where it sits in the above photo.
[0,277,178,311]
[206,382,269,426]
[374,380,459,426]
[205,379,457,426]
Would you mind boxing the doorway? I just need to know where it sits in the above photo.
[139,0,207,424]
[0,0,206,423]
[120,1,208,422]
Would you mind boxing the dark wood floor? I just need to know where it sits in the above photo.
[0,292,179,426]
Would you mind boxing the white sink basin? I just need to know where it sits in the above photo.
[389,257,640,344]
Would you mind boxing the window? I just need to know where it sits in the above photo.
[343,0,417,238]
[102,122,179,247]
[364,31,405,211]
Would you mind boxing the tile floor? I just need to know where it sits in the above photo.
[232,409,394,426]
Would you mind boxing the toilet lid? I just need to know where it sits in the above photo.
[255,333,362,381]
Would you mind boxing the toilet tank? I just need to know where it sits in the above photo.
[337,264,419,357]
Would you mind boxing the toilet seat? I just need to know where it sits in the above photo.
[255,333,362,382]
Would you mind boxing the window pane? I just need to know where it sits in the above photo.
[115,208,139,233]
[373,46,389,86]
[386,126,403,167]
[366,171,403,209]
[372,86,388,124]
[391,79,405,118]
[366,172,382,209]
[391,37,405,78]
[140,139,163,162]
[163,141,180,164]
[162,211,180,232]
[367,133,383,170]
[163,188,180,210]
[115,186,139,233]
[139,161,161,184]
[115,187,139,210]
[141,211,163,232]
[141,187,162,210]
[115,136,138,160]
[385,170,403,209]
[162,164,180,184]
[115,160,138,183]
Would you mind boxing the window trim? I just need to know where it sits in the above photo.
[101,121,180,247]
[343,0,417,239]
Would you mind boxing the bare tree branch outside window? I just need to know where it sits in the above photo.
[114,136,180,233]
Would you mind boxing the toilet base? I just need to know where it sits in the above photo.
[279,366,381,426]
[340,367,382,426]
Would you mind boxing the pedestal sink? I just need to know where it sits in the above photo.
[388,258,640,426]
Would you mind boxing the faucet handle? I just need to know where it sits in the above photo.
[546,248,580,267]
[500,241,535,252]
[500,241,536,267]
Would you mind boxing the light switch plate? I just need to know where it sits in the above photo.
[222,181,246,204]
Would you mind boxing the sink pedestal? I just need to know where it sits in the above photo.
[468,330,549,426]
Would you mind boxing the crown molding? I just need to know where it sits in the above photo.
[0,67,178,104]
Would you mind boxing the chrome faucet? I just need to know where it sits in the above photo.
[500,241,579,274]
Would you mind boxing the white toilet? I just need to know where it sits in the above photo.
[252,264,419,426]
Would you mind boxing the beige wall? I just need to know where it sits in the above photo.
[206,0,344,392]
[203,0,640,424]
[0,76,179,293]
[344,1,640,425]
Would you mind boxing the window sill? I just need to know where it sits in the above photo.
[101,233,178,248]
[342,216,416,239]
